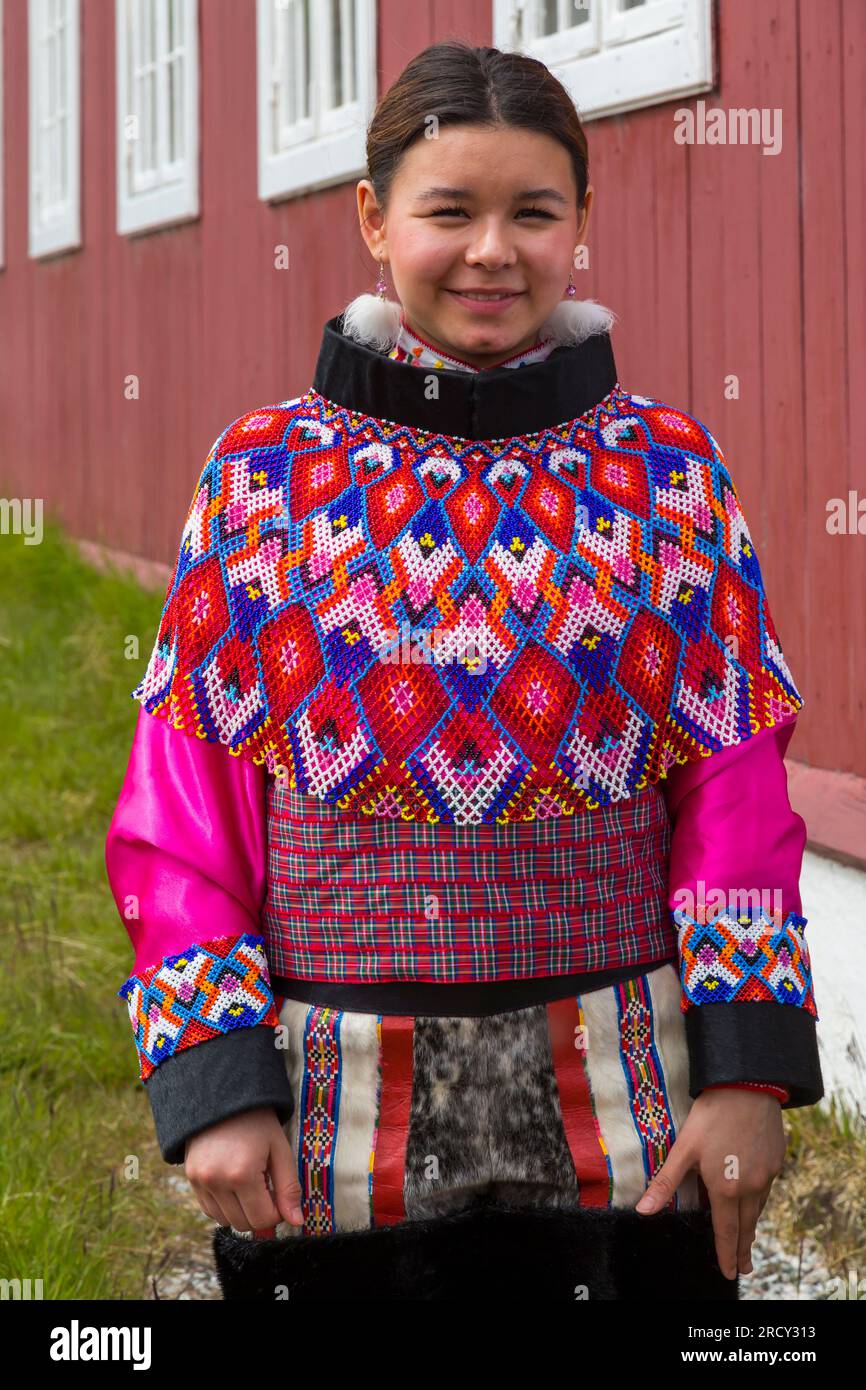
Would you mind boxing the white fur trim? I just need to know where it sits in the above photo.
[340,294,403,352]
[536,298,618,346]
[340,295,617,353]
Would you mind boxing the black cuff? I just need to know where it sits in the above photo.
[684,1002,824,1108]
[144,1025,295,1165]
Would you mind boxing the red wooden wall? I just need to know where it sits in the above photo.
[0,0,863,794]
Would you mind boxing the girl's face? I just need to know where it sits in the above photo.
[357,124,593,368]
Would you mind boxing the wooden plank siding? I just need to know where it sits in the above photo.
[0,0,862,805]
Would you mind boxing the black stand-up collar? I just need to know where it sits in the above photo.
[311,313,619,439]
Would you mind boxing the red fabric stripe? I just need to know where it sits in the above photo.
[546,996,611,1208]
[371,1015,414,1227]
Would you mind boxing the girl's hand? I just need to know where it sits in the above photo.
[184,1106,305,1234]
[634,1089,787,1279]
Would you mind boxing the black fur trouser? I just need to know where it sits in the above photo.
[213,962,737,1301]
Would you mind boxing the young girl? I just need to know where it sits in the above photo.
[105,40,822,1302]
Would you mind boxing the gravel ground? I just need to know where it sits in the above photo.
[739,1228,837,1301]
[146,1175,222,1301]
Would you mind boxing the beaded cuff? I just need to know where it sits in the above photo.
[676,904,816,1014]
[117,933,279,1081]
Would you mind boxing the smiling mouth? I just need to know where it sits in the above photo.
[446,290,525,301]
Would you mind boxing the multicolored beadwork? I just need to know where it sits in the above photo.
[132,387,803,825]
[676,904,816,1013]
[117,933,279,1081]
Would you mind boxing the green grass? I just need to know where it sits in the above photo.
[765,1096,866,1291]
[0,515,209,1299]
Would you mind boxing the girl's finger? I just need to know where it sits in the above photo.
[213,1188,256,1234]
[708,1189,740,1281]
[268,1133,305,1227]
[192,1185,231,1228]
[737,1193,763,1274]
[233,1172,283,1232]
[635,1134,695,1213]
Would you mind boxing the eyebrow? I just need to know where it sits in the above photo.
[413,186,570,206]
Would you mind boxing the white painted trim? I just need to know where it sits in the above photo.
[116,0,200,236]
[28,0,81,258]
[493,0,714,122]
[256,0,377,203]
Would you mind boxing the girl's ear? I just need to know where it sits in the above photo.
[576,185,594,249]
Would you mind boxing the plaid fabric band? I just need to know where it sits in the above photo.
[262,778,676,982]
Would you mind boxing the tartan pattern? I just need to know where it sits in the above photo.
[261,777,676,982]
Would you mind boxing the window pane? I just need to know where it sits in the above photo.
[304,0,311,117]
[346,0,356,103]
[332,0,342,108]
[148,0,157,173]
[276,0,310,142]
[546,0,590,32]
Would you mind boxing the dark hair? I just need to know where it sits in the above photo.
[365,40,590,215]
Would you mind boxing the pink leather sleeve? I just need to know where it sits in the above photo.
[105,706,279,1081]
[661,714,819,1104]
[663,715,806,924]
[106,704,269,975]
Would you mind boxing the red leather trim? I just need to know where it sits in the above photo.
[372,1016,414,1227]
[546,997,611,1207]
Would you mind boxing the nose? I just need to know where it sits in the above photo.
[463,219,519,270]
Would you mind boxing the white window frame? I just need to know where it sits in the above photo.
[493,0,714,122]
[28,0,81,258]
[256,0,377,202]
[115,0,199,236]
